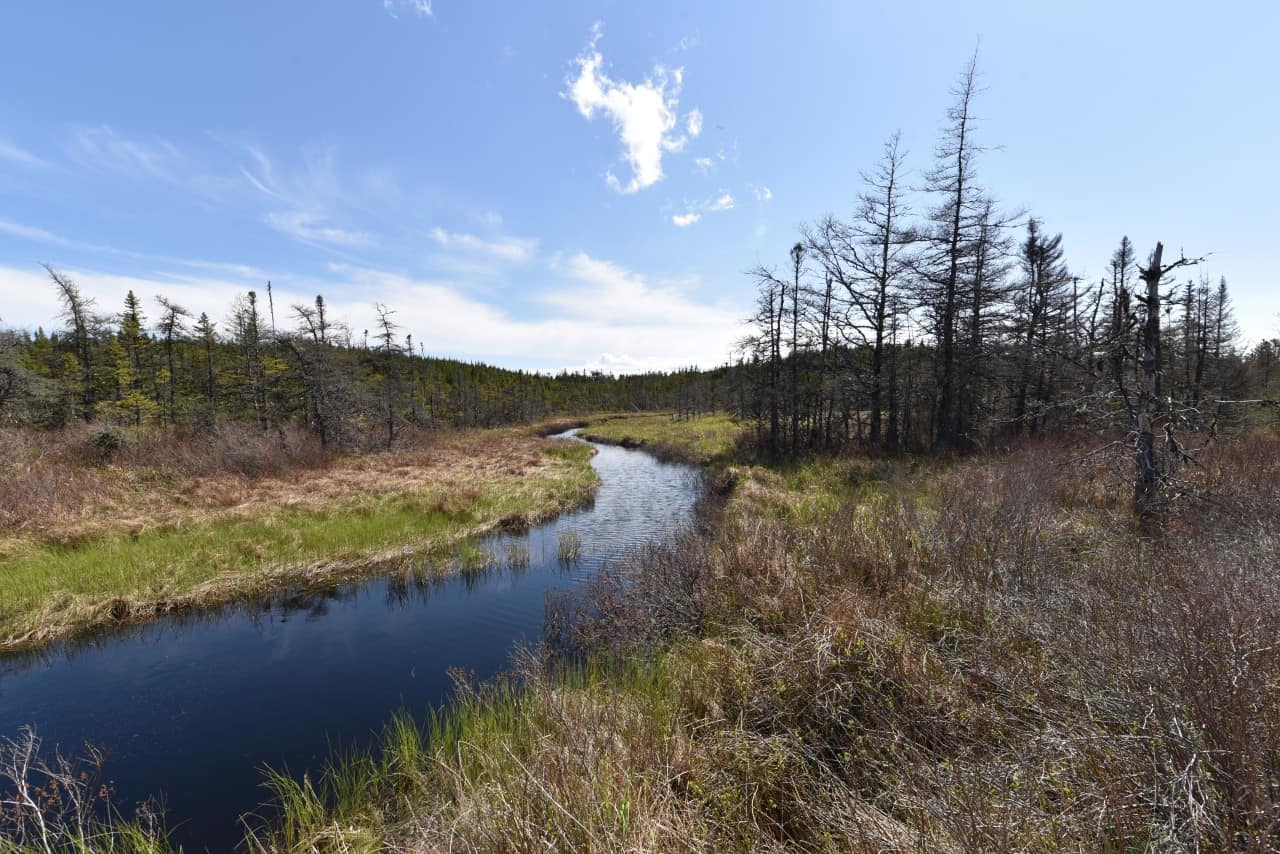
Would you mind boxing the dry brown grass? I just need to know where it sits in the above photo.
[664,431,1280,851]
[261,430,1280,852]
[0,422,599,653]
[0,422,329,547]
[0,422,568,552]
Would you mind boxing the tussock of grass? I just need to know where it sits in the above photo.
[581,412,746,465]
[556,529,582,564]
[0,434,598,651]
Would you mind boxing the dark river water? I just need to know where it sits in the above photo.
[0,431,704,851]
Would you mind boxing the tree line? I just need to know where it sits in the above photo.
[2,52,1276,496]
[0,270,724,447]
[729,53,1278,508]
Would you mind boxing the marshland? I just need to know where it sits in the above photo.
[3,3,1280,852]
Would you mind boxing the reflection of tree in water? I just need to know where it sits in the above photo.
[0,536,537,680]
[0,438,710,850]
[0,460,704,684]
[382,533,536,606]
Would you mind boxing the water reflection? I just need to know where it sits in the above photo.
[0,431,704,852]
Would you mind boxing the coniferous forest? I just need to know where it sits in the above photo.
[0,274,726,440]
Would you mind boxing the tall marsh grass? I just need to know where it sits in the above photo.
[255,431,1280,852]
[0,431,599,651]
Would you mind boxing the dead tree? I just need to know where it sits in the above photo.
[789,242,804,454]
[154,296,190,429]
[1133,242,1202,516]
[373,303,403,450]
[915,50,987,450]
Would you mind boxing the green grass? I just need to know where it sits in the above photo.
[0,828,174,854]
[0,440,598,650]
[254,657,684,852]
[581,412,746,464]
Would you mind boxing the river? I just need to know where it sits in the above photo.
[0,430,704,851]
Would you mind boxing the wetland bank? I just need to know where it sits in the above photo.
[0,426,706,850]
[0,426,599,652]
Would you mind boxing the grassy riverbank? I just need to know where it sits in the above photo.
[580,412,746,465]
[250,425,1280,852]
[0,425,598,652]
[10,421,1280,851]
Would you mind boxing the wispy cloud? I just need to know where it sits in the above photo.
[266,210,376,249]
[0,219,274,280]
[241,145,386,250]
[66,125,185,181]
[0,219,66,244]
[692,148,730,176]
[565,23,701,194]
[63,125,239,205]
[430,227,538,264]
[671,190,734,228]
[751,184,773,203]
[382,0,432,18]
[0,138,52,170]
[686,109,703,137]
[238,145,284,199]
[672,34,700,54]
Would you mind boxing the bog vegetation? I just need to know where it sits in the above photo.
[1,53,1279,853]
[0,425,597,650]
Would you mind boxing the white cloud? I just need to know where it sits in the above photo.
[693,156,714,174]
[239,146,396,251]
[673,35,699,53]
[66,126,185,181]
[382,0,432,17]
[0,138,51,170]
[0,219,66,244]
[429,227,538,264]
[670,190,735,227]
[709,192,734,211]
[0,265,255,333]
[0,220,275,279]
[753,185,773,202]
[0,250,745,373]
[336,258,742,371]
[547,252,735,324]
[266,210,375,249]
[565,24,698,194]
[64,126,238,204]
[686,109,703,137]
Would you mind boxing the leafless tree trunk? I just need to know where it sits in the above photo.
[1133,242,1202,516]
[916,50,985,451]
[155,296,189,430]
[789,242,804,454]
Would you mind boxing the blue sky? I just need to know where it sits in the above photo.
[1,1,1276,371]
